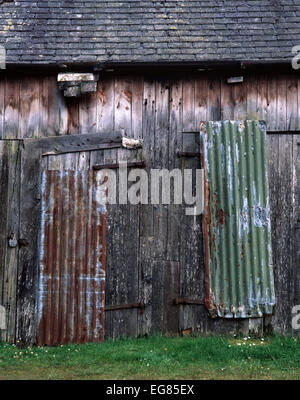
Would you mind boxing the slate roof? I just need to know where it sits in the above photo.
[0,0,299,65]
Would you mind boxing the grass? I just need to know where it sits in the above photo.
[0,334,299,380]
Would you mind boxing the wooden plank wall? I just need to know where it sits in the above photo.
[0,71,299,341]
[0,72,300,140]
[267,134,300,335]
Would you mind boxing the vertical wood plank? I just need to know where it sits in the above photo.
[0,141,21,342]
[132,76,144,139]
[0,78,4,138]
[267,76,277,131]
[17,146,42,344]
[78,91,97,170]
[0,141,7,309]
[93,147,118,340]
[114,76,139,338]
[48,76,68,136]
[20,77,40,138]
[4,78,20,139]
[167,79,182,262]
[115,76,132,137]
[265,134,279,332]
[96,76,115,133]
[39,77,49,137]
[180,77,206,334]
[138,257,152,336]
[293,136,300,335]
[220,79,234,120]
[195,77,208,126]
[140,79,155,237]
[257,73,268,125]
[149,259,163,334]
[153,80,169,261]
[246,74,258,120]
[233,81,247,120]
[66,97,79,135]
[207,77,221,121]
[138,78,155,336]
[272,134,294,333]
[0,142,5,322]
[163,261,180,334]
[3,141,21,342]
[287,77,298,131]
[276,76,287,131]
[297,77,300,131]
[182,78,195,132]
[93,76,116,339]
[79,92,97,134]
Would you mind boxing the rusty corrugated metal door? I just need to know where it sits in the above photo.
[200,120,275,318]
[37,170,107,345]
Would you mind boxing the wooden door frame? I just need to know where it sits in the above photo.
[1,133,122,345]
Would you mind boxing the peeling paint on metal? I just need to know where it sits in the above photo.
[200,120,276,318]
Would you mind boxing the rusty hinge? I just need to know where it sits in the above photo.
[105,302,145,314]
[173,298,205,306]
[93,161,146,170]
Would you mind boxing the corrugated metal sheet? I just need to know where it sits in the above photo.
[200,120,275,318]
[37,170,107,345]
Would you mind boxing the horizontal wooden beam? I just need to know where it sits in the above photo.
[267,130,300,134]
[93,161,146,170]
[177,151,200,158]
[23,133,123,155]
[173,298,205,306]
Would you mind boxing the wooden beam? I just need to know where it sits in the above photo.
[177,151,200,158]
[93,161,146,170]
[173,298,205,305]
[16,145,42,345]
[23,133,123,155]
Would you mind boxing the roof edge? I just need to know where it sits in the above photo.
[0,59,296,74]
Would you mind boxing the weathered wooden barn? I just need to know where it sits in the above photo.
[0,1,299,345]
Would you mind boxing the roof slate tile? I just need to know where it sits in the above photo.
[0,0,298,64]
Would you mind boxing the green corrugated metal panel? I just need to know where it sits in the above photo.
[200,120,275,318]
